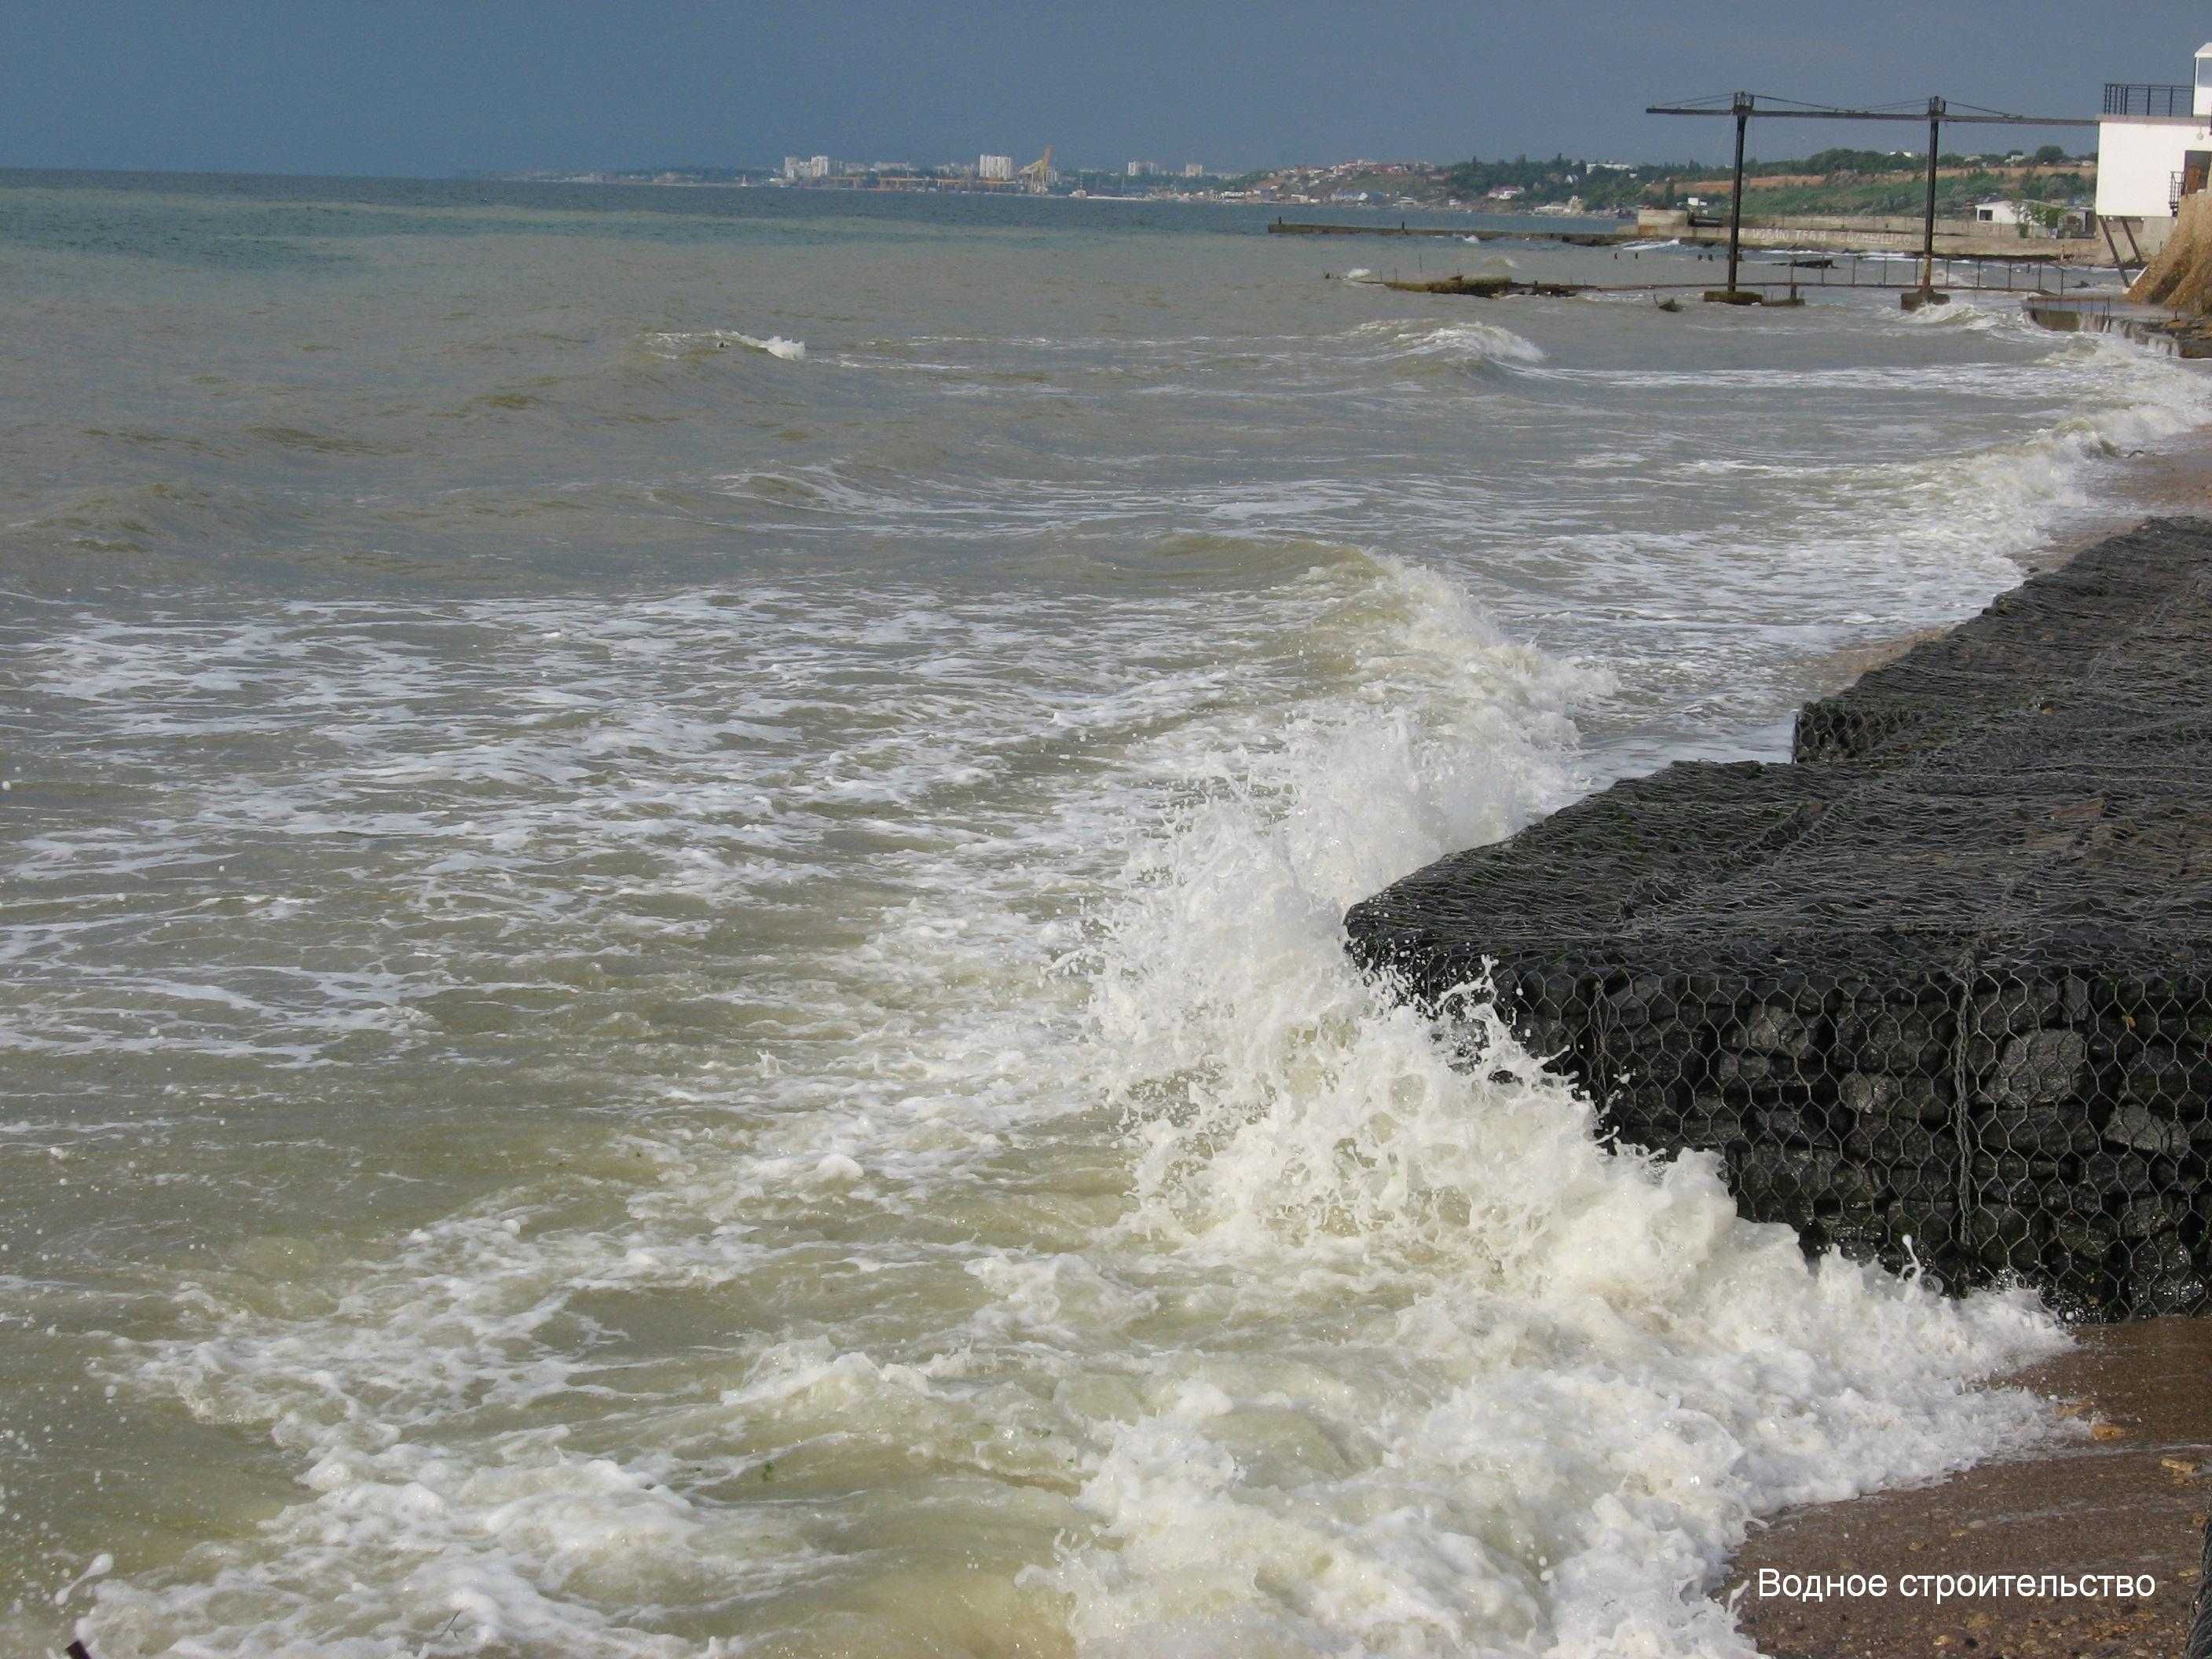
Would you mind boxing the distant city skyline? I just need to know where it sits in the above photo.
[7,0,2207,180]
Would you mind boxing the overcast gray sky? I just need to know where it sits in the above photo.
[5,1,2203,178]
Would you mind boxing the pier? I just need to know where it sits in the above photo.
[1346,519,2212,1321]
[1361,254,2116,306]
[2023,294,2212,357]
[1271,218,1629,247]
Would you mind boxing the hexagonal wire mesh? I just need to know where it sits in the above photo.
[1346,518,2212,1322]
[1478,960,2210,1320]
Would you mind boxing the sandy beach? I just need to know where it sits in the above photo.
[1730,1318,2212,1658]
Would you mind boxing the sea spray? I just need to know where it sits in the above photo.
[643,328,807,361]
[1034,557,2063,1656]
[8,183,2181,1659]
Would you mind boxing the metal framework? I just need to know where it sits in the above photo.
[1647,93,2097,302]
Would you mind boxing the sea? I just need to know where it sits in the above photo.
[2,171,2207,1659]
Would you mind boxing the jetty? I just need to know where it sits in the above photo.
[1379,276,1590,298]
[1357,257,2112,309]
[2023,192,2212,355]
[1271,214,2109,265]
[1346,518,2212,1320]
[2023,295,2212,357]
[1270,218,1629,248]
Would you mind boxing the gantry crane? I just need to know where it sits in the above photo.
[1648,93,2094,302]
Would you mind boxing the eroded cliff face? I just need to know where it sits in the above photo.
[2130,190,2212,312]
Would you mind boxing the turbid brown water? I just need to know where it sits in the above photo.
[5,170,2211,1659]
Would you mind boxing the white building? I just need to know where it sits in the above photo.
[979,154,1013,181]
[1975,200,2027,225]
[1182,162,1205,178]
[2096,42,2212,239]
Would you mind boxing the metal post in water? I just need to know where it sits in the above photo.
[1727,93,1752,297]
[1921,98,1944,295]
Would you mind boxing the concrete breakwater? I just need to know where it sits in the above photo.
[1347,519,2212,1320]
[2023,297,2212,360]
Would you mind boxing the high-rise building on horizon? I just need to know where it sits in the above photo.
[979,154,1014,181]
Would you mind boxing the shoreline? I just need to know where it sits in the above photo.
[1346,373,2212,1650]
[1727,1318,2212,1657]
[1793,415,2212,694]
[1721,430,2212,1656]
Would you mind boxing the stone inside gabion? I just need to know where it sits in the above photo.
[1346,518,2212,1320]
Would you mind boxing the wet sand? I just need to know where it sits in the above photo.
[1728,1320,2212,1657]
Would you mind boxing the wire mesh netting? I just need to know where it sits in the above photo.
[1348,518,2212,1321]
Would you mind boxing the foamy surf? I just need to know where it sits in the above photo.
[1349,316,1547,367]
[58,551,2067,1659]
[1033,561,2063,1657]
[10,181,2196,1659]
[645,328,807,361]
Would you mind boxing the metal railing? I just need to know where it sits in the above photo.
[2105,82,2196,117]
[1588,252,2115,299]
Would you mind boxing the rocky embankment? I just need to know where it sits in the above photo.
[1347,519,2212,1319]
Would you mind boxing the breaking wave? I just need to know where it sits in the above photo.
[54,550,2068,1659]
[643,328,807,361]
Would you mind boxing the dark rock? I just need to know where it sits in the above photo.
[1979,1104,2096,1159]
[2077,1149,2157,1196]
[1885,1164,1956,1205]
[1969,983,2060,1038]
[1339,519,2212,1321]
[2129,1271,2207,1317]
[2120,1045,2212,1112]
[2117,1196,2187,1237]
[1675,1100,1749,1150]
[1983,1030,2088,1107]
[1968,1152,2068,1209]
[2100,1103,2191,1157]
[2129,1231,2195,1276]
[1729,1002,1818,1060]
[1712,1050,1777,1086]
[1834,1004,1947,1073]
[1846,1119,1954,1165]
[2053,1214,2118,1260]
[1738,1144,1876,1210]
[1884,1197,1960,1255]
[1967,1203,2043,1273]
[1840,1072,1949,1124]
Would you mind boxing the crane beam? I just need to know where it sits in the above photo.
[1648,93,2094,300]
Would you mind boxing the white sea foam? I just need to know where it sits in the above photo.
[1028,563,2061,1656]
[738,332,807,361]
[643,328,806,361]
[24,218,2203,1659]
[64,553,2067,1659]
[1350,316,1547,367]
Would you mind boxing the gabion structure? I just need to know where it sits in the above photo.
[1348,518,2212,1321]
